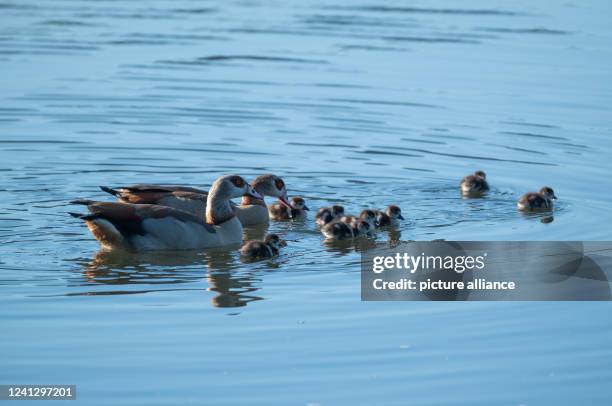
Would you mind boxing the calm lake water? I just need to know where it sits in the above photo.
[2,0,612,404]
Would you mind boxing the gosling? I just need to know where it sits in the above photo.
[376,205,404,228]
[322,219,372,240]
[517,186,557,211]
[269,196,309,220]
[460,170,489,196]
[240,234,287,260]
[339,209,378,229]
[315,205,345,226]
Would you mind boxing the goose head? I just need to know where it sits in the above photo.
[359,209,378,228]
[291,197,309,211]
[385,205,404,221]
[331,205,345,217]
[207,175,262,225]
[211,175,263,200]
[251,174,295,208]
[539,186,557,200]
[474,170,487,179]
[355,219,372,236]
[265,233,287,250]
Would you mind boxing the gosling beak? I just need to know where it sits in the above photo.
[247,185,263,200]
[398,214,405,220]
[280,239,287,247]
[279,195,295,209]
[303,205,310,211]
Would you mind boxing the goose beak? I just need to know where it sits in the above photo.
[303,205,310,211]
[280,239,287,247]
[279,195,295,209]
[398,214,405,220]
[247,186,263,200]
[552,195,558,200]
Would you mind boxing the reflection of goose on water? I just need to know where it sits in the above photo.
[76,247,265,308]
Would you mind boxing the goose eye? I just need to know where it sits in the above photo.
[230,176,245,188]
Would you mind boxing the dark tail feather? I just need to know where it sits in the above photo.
[70,199,94,205]
[100,186,119,196]
[68,212,99,221]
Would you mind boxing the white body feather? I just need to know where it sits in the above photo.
[129,216,243,251]
[235,204,269,226]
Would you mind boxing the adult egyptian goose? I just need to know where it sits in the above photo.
[237,174,293,225]
[268,196,309,220]
[70,175,262,251]
[100,173,293,226]
[240,234,287,260]
[517,186,557,211]
[460,170,489,196]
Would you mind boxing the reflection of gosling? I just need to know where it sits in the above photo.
[339,209,378,229]
[322,219,371,240]
[376,205,404,228]
[240,234,287,260]
[517,186,557,211]
[460,170,489,195]
[315,205,345,226]
[269,197,309,220]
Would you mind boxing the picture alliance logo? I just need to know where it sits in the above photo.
[371,252,488,274]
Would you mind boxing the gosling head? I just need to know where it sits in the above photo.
[359,209,378,227]
[474,170,486,179]
[251,174,294,209]
[316,205,344,226]
[355,220,372,236]
[265,233,287,250]
[331,205,345,217]
[291,197,309,211]
[385,205,404,221]
[539,186,557,200]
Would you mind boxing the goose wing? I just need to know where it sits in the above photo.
[100,184,208,204]
[84,201,214,231]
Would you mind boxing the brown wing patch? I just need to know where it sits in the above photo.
[118,190,169,204]
[123,184,208,194]
[171,191,208,201]
[84,201,216,235]
[85,202,145,236]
